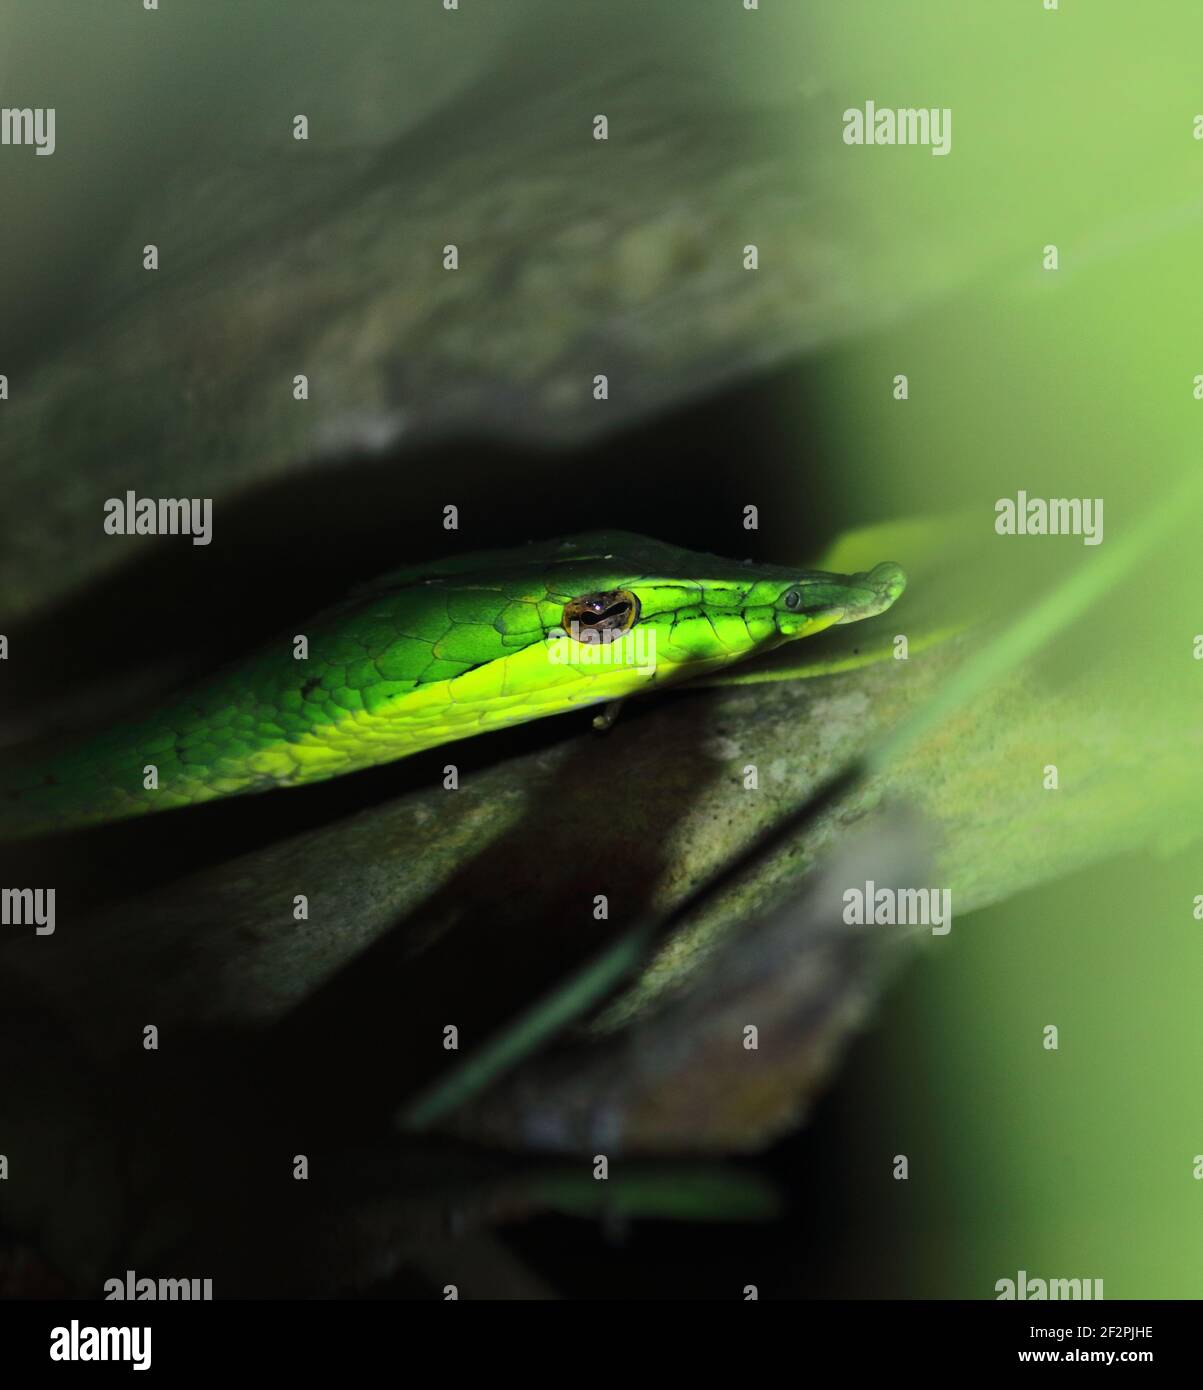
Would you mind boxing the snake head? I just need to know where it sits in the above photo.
[774,561,906,637]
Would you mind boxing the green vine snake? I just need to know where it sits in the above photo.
[1,531,905,837]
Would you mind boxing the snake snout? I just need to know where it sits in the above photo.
[868,561,907,606]
[837,561,907,622]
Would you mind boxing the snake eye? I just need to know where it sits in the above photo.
[561,588,640,643]
[783,588,802,611]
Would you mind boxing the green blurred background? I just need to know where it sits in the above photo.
[801,0,1203,1299]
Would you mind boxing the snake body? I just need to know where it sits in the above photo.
[1,531,904,835]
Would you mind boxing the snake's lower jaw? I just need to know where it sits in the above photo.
[778,607,844,639]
